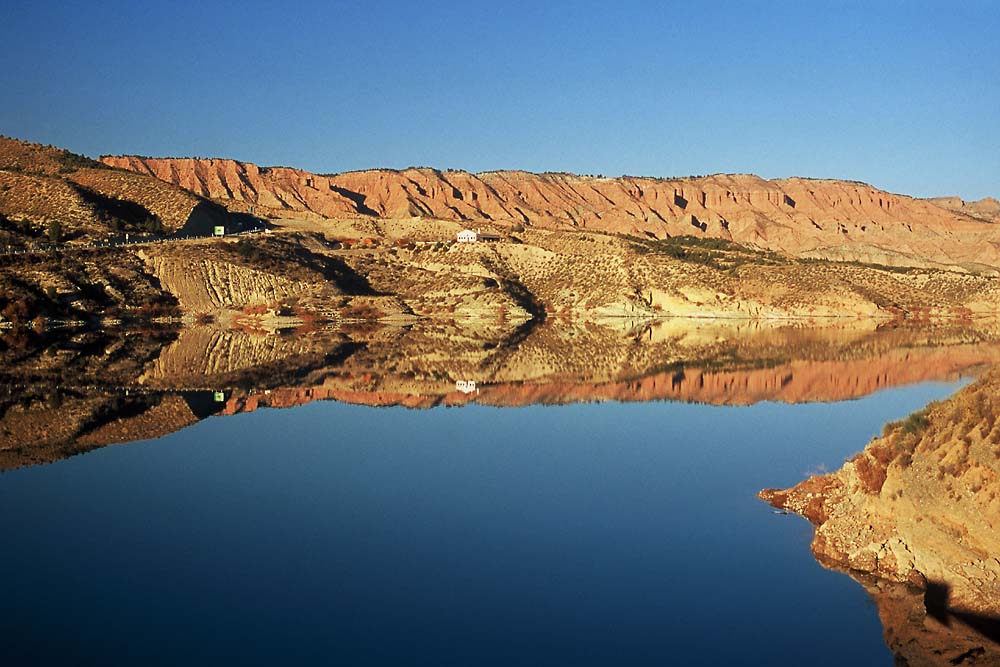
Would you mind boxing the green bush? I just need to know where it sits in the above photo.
[48,220,62,243]
[900,411,931,435]
[235,238,262,261]
[883,407,932,438]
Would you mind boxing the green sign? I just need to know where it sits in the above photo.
[213,226,225,237]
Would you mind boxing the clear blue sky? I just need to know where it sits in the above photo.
[2,1,998,199]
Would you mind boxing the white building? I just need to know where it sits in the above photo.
[456,380,478,394]
[457,228,502,243]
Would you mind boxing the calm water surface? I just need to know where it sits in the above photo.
[0,380,967,665]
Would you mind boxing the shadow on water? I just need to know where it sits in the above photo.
[181,390,231,420]
[926,581,1000,646]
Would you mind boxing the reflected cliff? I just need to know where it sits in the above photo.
[6,317,1000,664]
[831,569,1000,666]
[4,317,1000,470]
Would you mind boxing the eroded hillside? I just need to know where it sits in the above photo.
[5,223,1000,329]
[0,137,243,245]
[0,246,180,325]
[5,136,999,329]
[102,155,1000,272]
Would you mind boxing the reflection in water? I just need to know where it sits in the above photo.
[925,582,1000,647]
[3,318,1000,468]
[0,377,964,666]
[843,575,1000,666]
[3,318,1000,663]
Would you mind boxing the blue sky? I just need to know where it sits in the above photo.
[2,1,998,199]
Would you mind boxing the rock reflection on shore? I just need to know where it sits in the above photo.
[875,577,1000,666]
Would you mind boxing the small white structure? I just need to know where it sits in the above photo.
[456,228,502,243]
[456,380,478,394]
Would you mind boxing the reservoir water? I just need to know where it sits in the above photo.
[0,378,966,665]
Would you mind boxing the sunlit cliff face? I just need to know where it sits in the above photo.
[100,155,1000,272]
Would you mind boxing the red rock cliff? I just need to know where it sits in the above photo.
[100,155,1000,272]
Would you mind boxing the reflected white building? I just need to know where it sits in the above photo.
[456,380,478,394]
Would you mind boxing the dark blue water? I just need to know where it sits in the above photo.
[0,381,966,666]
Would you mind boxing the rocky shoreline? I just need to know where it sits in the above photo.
[761,370,1000,665]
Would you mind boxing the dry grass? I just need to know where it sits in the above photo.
[0,136,231,243]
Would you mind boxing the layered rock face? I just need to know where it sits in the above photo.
[762,370,1000,665]
[101,155,1000,272]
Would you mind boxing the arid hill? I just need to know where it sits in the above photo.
[0,245,181,325]
[5,136,999,327]
[0,137,241,245]
[134,228,1000,323]
[5,221,1000,329]
[102,155,1000,273]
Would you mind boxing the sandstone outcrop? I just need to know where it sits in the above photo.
[762,370,1000,665]
[101,155,1000,272]
[7,136,1000,327]
[138,246,323,316]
